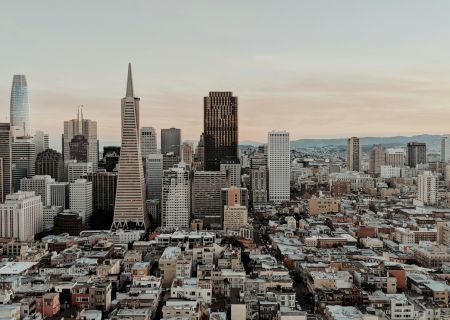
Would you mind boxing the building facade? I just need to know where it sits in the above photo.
[161,127,181,156]
[112,64,148,229]
[347,137,362,172]
[407,142,426,168]
[268,131,290,203]
[10,75,30,137]
[140,127,157,158]
[0,123,12,202]
[203,92,238,171]
[69,178,93,225]
[35,149,63,181]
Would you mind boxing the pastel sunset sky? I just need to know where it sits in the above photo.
[2,1,450,149]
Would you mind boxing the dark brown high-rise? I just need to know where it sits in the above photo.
[203,92,238,171]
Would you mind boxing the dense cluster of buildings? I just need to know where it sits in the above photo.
[2,66,450,319]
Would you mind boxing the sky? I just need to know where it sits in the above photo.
[2,1,450,149]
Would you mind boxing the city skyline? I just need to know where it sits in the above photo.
[3,1,450,148]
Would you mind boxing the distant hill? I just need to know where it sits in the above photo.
[290,134,442,151]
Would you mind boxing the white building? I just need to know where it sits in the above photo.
[32,130,49,155]
[380,165,401,179]
[146,154,163,201]
[11,138,36,192]
[46,182,70,208]
[417,171,438,206]
[43,206,63,231]
[67,162,93,183]
[19,175,55,204]
[161,163,190,229]
[69,178,93,225]
[268,131,290,203]
[0,191,43,241]
[140,127,157,158]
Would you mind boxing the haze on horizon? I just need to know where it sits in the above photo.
[2,0,450,149]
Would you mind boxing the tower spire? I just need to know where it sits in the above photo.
[126,63,134,98]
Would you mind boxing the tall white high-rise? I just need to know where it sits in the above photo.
[146,154,163,201]
[63,107,98,169]
[69,178,93,225]
[112,64,148,229]
[33,131,49,155]
[161,163,190,229]
[140,127,157,158]
[20,175,55,204]
[0,191,43,241]
[347,137,362,172]
[417,171,438,206]
[10,75,30,137]
[268,131,290,203]
[442,135,450,163]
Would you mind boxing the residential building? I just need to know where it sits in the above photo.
[308,196,340,215]
[368,145,385,176]
[347,137,361,172]
[417,171,438,205]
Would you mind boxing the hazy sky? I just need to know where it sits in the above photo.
[2,1,450,149]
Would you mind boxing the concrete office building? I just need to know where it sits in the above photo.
[368,145,385,176]
[146,154,163,202]
[67,162,93,183]
[32,131,49,155]
[54,210,83,236]
[163,153,179,170]
[0,191,43,241]
[0,123,12,202]
[20,175,55,204]
[407,142,427,168]
[62,107,98,169]
[268,131,290,203]
[12,137,36,192]
[112,64,148,229]
[161,127,181,156]
[43,205,63,231]
[46,182,70,209]
[203,92,239,171]
[181,141,194,167]
[417,171,438,206]
[87,170,117,213]
[161,163,190,230]
[140,127,157,158]
[347,137,362,172]
[35,149,64,181]
[192,171,228,229]
[385,148,406,168]
[220,159,241,187]
[69,178,93,225]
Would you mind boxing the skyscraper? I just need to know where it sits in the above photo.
[62,107,98,169]
[33,131,49,155]
[442,135,450,163]
[407,142,427,168]
[347,137,362,172]
[417,171,438,205]
[203,92,238,171]
[0,124,12,202]
[192,171,228,229]
[161,163,190,230]
[146,154,163,201]
[69,178,93,226]
[112,64,148,230]
[161,127,181,156]
[69,135,89,162]
[12,137,36,192]
[35,149,64,181]
[10,75,30,137]
[87,170,117,213]
[268,131,290,203]
[20,175,55,204]
[181,141,194,166]
[368,145,385,176]
[140,127,157,158]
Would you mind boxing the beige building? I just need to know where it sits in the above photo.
[159,247,182,287]
[223,205,248,230]
[347,137,362,172]
[308,196,339,215]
